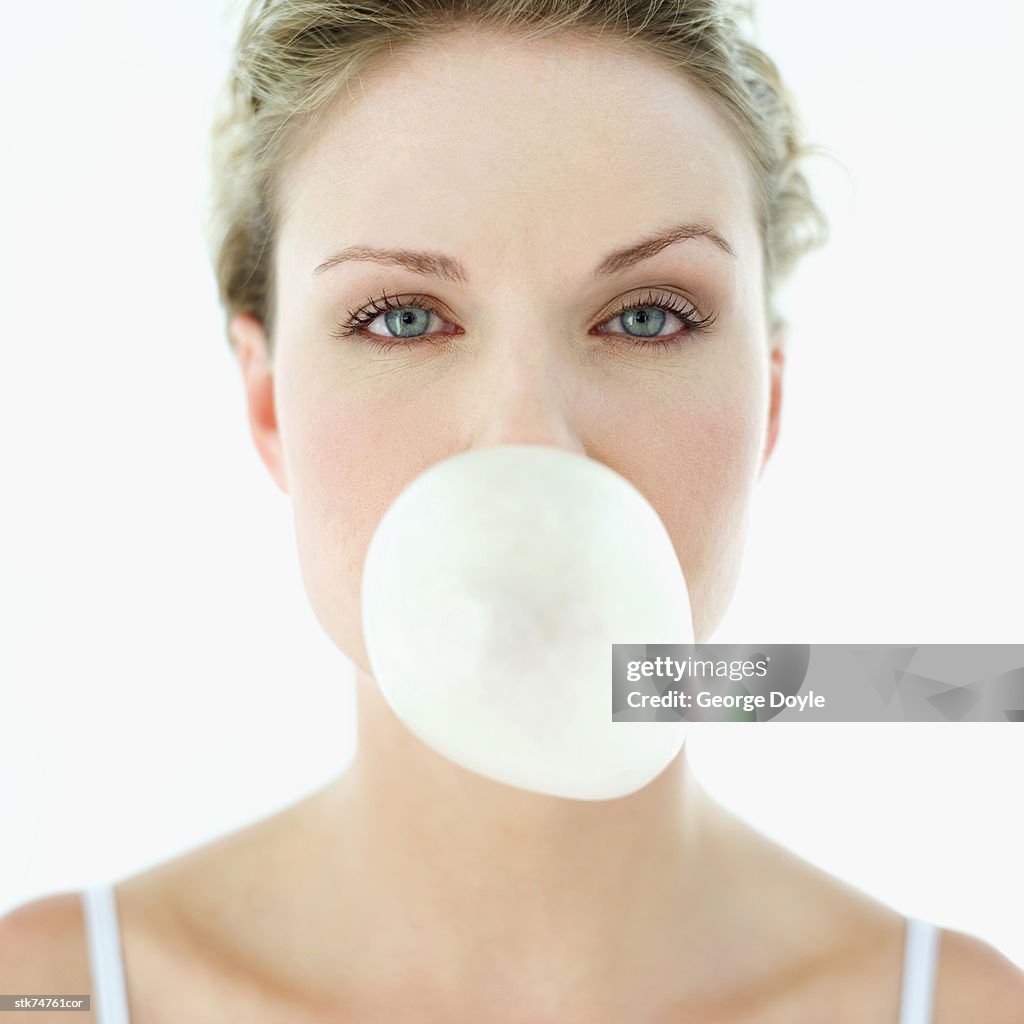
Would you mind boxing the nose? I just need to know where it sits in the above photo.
[468,335,588,456]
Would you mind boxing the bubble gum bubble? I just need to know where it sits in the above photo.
[360,444,693,800]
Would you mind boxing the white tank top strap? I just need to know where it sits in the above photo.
[81,884,131,1024]
[898,915,940,1024]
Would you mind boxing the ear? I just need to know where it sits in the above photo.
[229,313,289,494]
[759,323,785,479]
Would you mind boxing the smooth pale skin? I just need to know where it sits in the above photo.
[5,24,1023,1024]
[361,444,693,800]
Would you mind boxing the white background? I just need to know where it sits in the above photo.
[1,0,1022,969]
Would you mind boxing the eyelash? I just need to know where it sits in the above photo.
[330,289,717,356]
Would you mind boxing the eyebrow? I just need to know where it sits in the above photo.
[311,221,736,282]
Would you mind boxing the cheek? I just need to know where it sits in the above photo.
[285,389,440,666]
[621,379,764,622]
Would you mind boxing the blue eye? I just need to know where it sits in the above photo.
[596,290,718,348]
[331,288,717,356]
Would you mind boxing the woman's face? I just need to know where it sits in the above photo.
[233,27,783,664]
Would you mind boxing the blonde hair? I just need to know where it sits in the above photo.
[206,0,827,353]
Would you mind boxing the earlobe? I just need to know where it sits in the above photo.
[229,313,289,494]
[759,325,785,478]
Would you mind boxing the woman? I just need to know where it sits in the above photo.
[2,0,1022,1020]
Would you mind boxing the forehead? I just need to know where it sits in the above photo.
[275,27,759,288]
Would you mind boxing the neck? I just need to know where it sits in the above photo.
[289,668,725,1021]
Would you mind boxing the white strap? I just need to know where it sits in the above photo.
[81,885,131,1024]
[898,916,939,1024]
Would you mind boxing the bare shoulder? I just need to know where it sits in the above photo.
[933,927,1024,1024]
[0,892,93,1018]
[0,820,292,1024]
[700,799,1023,1023]
[0,891,90,977]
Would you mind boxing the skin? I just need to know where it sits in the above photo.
[230,25,792,1021]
